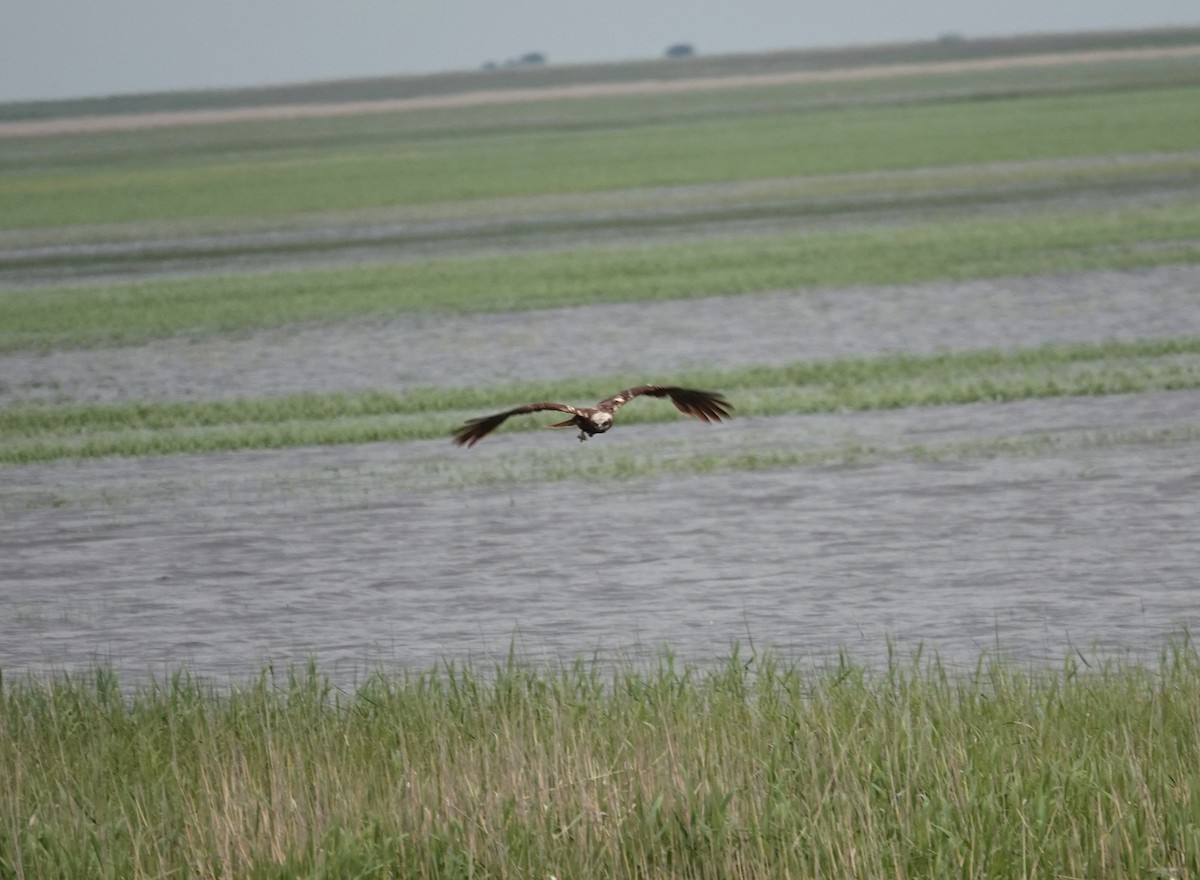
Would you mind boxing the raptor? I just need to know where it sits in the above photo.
[452,385,732,447]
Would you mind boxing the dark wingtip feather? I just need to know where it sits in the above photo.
[451,415,502,448]
[670,388,733,423]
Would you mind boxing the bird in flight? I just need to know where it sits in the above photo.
[452,385,732,447]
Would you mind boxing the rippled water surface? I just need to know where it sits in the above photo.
[4,263,1199,680]
[4,391,1197,682]
[4,265,1200,405]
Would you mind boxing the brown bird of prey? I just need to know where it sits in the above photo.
[452,385,732,447]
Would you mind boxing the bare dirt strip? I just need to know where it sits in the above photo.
[4,44,1200,139]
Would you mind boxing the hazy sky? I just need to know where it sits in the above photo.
[3,0,1197,103]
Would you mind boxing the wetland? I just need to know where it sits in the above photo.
[2,32,1200,877]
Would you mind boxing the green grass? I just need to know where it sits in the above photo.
[4,201,1200,353]
[3,643,1199,878]
[4,78,1200,230]
[4,339,1199,465]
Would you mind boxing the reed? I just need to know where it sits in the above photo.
[2,642,1198,878]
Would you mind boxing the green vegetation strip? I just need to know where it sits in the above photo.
[4,339,1199,464]
[4,202,1200,352]
[5,80,1200,229]
[3,644,1199,878]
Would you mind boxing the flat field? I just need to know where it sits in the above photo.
[2,30,1200,878]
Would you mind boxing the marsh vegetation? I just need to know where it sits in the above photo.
[3,644,1200,878]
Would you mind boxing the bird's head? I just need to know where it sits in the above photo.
[589,412,614,433]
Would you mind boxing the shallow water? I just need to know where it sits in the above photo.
[4,262,1199,681]
[3,391,1197,683]
[4,265,1200,406]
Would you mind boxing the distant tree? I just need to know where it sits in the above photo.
[665,43,695,58]
[481,61,498,71]
[517,52,546,66]
[936,32,966,45]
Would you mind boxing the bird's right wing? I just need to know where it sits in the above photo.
[597,385,732,422]
[452,402,582,447]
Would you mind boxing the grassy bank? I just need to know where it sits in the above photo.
[2,643,1198,879]
[3,338,1199,464]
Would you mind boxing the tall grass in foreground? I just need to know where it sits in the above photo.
[3,644,1199,879]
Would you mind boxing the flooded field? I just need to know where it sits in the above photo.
[3,388,1197,683]
[3,260,1199,681]
[4,265,1200,406]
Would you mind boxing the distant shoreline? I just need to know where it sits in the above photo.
[4,43,1199,139]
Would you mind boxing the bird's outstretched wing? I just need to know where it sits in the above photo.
[452,402,582,447]
[597,385,733,422]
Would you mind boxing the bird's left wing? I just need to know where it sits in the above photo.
[597,386,732,422]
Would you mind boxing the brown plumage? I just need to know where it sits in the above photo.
[452,385,732,447]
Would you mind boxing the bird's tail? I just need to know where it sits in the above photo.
[545,418,576,429]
